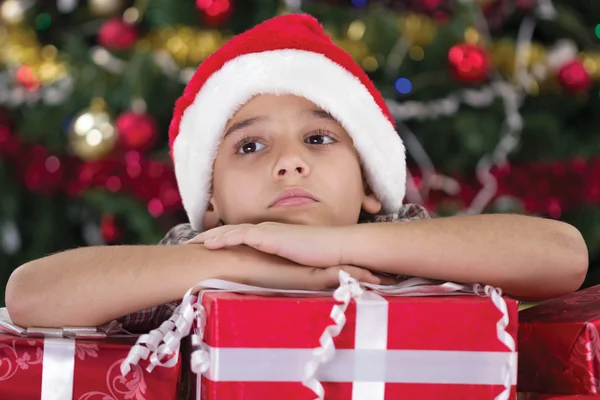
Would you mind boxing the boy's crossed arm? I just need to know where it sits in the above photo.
[6,212,587,329]
[5,244,384,329]
[189,213,589,301]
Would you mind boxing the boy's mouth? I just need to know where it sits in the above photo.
[269,188,318,208]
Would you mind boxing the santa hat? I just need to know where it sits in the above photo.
[169,13,406,231]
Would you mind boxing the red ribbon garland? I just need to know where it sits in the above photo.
[415,156,598,218]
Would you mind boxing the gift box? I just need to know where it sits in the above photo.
[124,275,518,400]
[518,284,600,395]
[0,309,182,400]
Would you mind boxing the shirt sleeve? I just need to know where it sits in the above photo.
[116,223,199,332]
[394,203,431,222]
[370,203,431,223]
[116,300,181,333]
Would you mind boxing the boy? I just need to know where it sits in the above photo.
[5,14,588,332]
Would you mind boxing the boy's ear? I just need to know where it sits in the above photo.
[362,182,382,215]
[202,198,221,230]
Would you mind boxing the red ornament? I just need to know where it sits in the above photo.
[557,60,592,93]
[396,0,454,21]
[0,106,14,129]
[148,198,164,217]
[516,0,537,12]
[100,214,121,243]
[0,122,21,161]
[116,111,158,151]
[421,0,443,10]
[16,66,40,91]
[24,148,64,194]
[160,186,181,211]
[197,0,232,26]
[98,19,138,50]
[448,43,490,84]
[546,197,562,219]
[479,0,512,31]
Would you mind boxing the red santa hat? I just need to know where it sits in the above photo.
[169,13,406,231]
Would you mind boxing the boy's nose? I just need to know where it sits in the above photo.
[273,152,311,178]
[277,166,305,176]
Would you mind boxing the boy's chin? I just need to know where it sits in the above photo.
[252,210,345,226]
[255,214,320,226]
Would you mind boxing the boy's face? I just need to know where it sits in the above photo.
[204,94,382,228]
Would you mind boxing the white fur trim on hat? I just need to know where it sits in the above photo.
[174,49,405,231]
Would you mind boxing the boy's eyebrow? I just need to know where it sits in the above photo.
[224,116,267,137]
[305,109,336,121]
[224,109,336,137]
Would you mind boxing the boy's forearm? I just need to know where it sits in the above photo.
[341,214,588,300]
[5,244,236,328]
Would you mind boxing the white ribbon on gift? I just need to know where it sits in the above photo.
[41,338,76,400]
[120,273,516,400]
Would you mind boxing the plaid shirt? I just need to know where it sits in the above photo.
[117,203,430,332]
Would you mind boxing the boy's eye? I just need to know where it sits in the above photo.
[237,141,265,154]
[305,134,335,145]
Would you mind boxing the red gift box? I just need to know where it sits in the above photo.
[0,314,182,400]
[518,285,600,395]
[122,275,515,400]
[124,277,519,400]
[189,292,519,399]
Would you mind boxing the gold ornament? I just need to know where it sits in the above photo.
[361,55,380,72]
[0,27,67,86]
[123,7,141,24]
[68,99,118,161]
[190,30,221,64]
[0,0,26,25]
[335,39,369,62]
[88,0,123,17]
[491,40,547,81]
[347,20,366,41]
[581,52,600,80]
[408,45,425,61]
[36,59,68,85]
[1,26,40,65]
[517,43,546,68]
[398,13,437,48]
[148,27,222,67]
[464,27,480,45]
[491,40,516,78]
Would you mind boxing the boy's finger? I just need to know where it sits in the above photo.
[341,266,381,285]
[184,236,201,244]
[186,224,248,244]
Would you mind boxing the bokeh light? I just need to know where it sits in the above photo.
[394,77,413,94]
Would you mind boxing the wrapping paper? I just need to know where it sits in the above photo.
[519,284,600,395]
[0,310,182,400]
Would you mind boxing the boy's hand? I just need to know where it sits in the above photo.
[186,223,348,268]
[220,245,396,289]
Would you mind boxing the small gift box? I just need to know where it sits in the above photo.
[0,309,182,400]
[519,284,600,395]
[123,272,518,400]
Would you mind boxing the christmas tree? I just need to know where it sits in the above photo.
[1,0,599,305]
